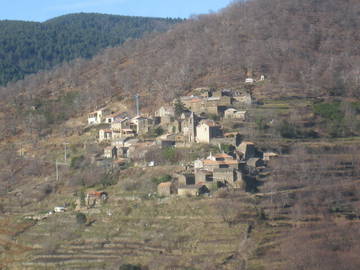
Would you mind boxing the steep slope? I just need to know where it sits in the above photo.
[1,0,360,137]
[0,13,182,85]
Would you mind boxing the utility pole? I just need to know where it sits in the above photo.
[55,160,68,182]
[63,142,69,163]
[134,94,140,116]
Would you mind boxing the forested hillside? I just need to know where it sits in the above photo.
[0,0,359,138]
[0,13,181,85]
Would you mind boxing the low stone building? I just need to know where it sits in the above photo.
[224,108,247,121]
[157,181,177,196]
[174,173,195,186]
[232,90,252,106]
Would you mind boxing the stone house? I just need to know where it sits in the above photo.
[105,112,128,124]
[224,108,247,121]
[232,91,252,106]
[181,112,201,143]
[130,116,152,135]
[213,168,237,184]
[203,157,239,172]
[196,120,223,144]
[196,153,239,172]
[155,106,175,118]
[88,108,105,125]
[195,170,213,184]
[237,141,256,160]
[104,146,118,159]
[99,129,112,142]
[174,173,195,186]
[157,181,177,196]
[179,95,230,116]
[111,117,130,131]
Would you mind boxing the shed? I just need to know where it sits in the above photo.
[157,181,177,196]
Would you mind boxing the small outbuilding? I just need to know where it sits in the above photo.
[157,181,177,196]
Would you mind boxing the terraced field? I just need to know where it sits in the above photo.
[7,191,260,269]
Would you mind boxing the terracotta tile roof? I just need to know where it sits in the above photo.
[158,182,172,187]
[214,153,233,159]
[203,159,239,166]
[189,98,203,103]
[241,141,254,145]
[202,120,220,127]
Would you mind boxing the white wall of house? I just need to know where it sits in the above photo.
[99,129,112,142]
[196,123,210,143]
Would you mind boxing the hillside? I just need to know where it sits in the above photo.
[0,0,359,139]
[0,13,182,86]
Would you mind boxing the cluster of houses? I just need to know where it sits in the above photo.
[157,141,278,197]
[87,87,253,162]
[86,84,277,196]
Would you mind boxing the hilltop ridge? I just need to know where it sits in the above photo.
[0,13,182,85]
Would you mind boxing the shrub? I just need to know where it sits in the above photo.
[76,212,87,225]
[313,102,343,121]
[277,120,299,138]
[70,155,85,169]
[101,172,118,187]
[151,175,172,185]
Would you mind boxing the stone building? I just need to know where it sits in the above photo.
[104,146,118,159]
[99,129,112,142]
[130,116,152,135]
[174,173,195,186]
[196,153,239,172]
[111,117,130,131]
[196,120,223,144]
[157,181,177,196]
[195,170,213,184]
[237,141,256,160]
[224,108,247,121]
[181,112,201,143]
[232,91,252,106]
[88,108,106,125]
[213,168,237,184]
